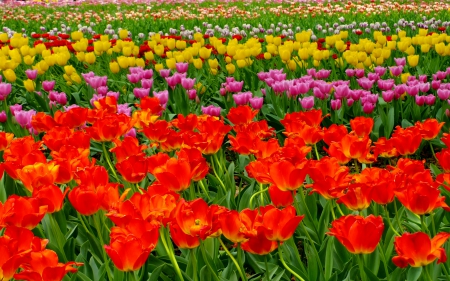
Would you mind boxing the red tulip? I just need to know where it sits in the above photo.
[262,206,304,242]
[219,209,259,243]
[240,226,278,255]
[350,116,374,138]
[394,182,450,215]
[392,232,450,268]
[327,215,384,254]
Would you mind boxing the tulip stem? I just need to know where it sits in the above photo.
[330,201,336,220]
[93,213,114,281]
[264,255,270,281]
[159,228,184,281]
[198,180,211,200]
[393,200,403,234]
[102,142,120,182]
[218,237,247,281]
[353,159,360,174]
[127,272,137,281]
[424,265,433,281]
[200,241,220,281]
[335,203,345,216]
[314,144,321,160]
[356,254,368,281]
[382,205,400,236]
[249,187,268,209]
[190,249,199,281]
[277,243,305,281]
[429,142,438,163]
[420,215,430,235]
[377,244,390,280]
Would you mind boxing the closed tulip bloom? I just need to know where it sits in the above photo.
[415,119,444,140]
[25,69,38,80]
[262,205,304,242]
[16,162,59,192]
[395,182,450,215]
[268,185,294,208]
[0,195,48,229]
[268,160,308,191]
[392,232,450,268]
[337,183,373,211]
[327,215,384,254]
[3,69,16,83]
[116,155,148,183]
[0,83,12,100]
[407,55,419,67]
[32,184,67,213]
[350,116,374,138]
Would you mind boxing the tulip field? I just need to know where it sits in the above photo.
[4,0,450,280]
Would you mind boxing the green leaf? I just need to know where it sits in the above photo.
[0,171,6,203]
[307,243,319,281]
[365,247,380,276]
[149,264,165,281]
[406,267,422,281]
[430,164,443,177]
[364,266,380,281]
[238,182,254,211]
[325,237,334,281]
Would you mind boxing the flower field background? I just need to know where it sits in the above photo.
[3,0,450,281]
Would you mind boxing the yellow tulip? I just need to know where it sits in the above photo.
[136,58,145,68]
[71,31,83,41]
[24,79,35,92]
[208,58,219,69]
[288,60,297,71]
[418,29,428,36]
[117,56,129,68]
[264,52,272,60]
[407,55,419,67]
[280,50,291,61]
[23,55,35,66]
[176,40,186,50]
[236,59,246,68]
[145,51,154,61]
[155,63,164,73]
[119,29,129,40]
[64,65,75,76]
[166,58,176,70]
[110,61,120,73]
[273,37,282,46]
[127,56,136,67]
[85,52,96,64]
[3,69,16,82]
[0,33,8,43]
[401,73,411,84]
[71,74,82,84]
[199,47,212,59]
[193,58,203,69]
[167,39,176,50]
[421,44,431,53]
[76,52,85,62]
[435,43,446,56]
[226,63,235,74]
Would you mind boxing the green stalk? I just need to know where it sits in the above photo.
[159,227,184,281]
[377,244,390,280]
[190,249,199,281]
[277,243,305,281]
[102,142,121,182]
[383,205,400,236]
[357,254,368,281]
[198,180,211,200]
[249,187,268,209]
[393,200,403,234]
[218,237,247,281]
[93,213,113,281]
[200,241,220,281]
[264,254,270,281]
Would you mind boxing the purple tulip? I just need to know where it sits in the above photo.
[374,66,386,76]
[14,109,36,129]
[133,87,150,99]
[432,80,441,90]
[127,73,141,83]
[347,98,355,107]
[159,69,171,78]
[176,62,189,74]
[142,69,153,79]
[345,69,355,77]
[389,66,404,77]
[0,111,6,123]
[355,69,365,78]
[378,79,395,91]
[118,103,131,116]
[357,77,375,90]
[331,99,342,110]
[165,76,178,89]
[438,89,450,100]
[367,73,380,81]
[315,69,331,79]
[129,67,143,74]
[107,91,120,100]
[141,79,153,89]
[227,81,244,93]
[394,57,406,66]
[187,89,197,100]
[419,82,430,93]
[10,104,22,116]
[249,97,264,109]
[154,90,169,104]
[25,69,38,80]
[419,75,428,83]
[0,83,12,100]
[415,95,425,106]
[382,90,395,103]
[233,92,252,105]
[42,80,55,92]
[334,85,350,99]
[97,86,108,96]
[181,78,196,90]
[202,105,221,117]
[406,85,420,96]
[362,102,375,114]
[425,94,435,105]
[299,96,314,109]
[124,128,137,138]
[436,71,447,80]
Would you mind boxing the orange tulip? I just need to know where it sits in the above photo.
[0,132,14,151]
[395,182,450,215]
[152,158,192,192]
[87,114,134,142]
[105,220,159,272]
[111,136,147,163]
[177,148,209,181]
[169,221,200,249]
[268,185,294,208]
[268,160,308,191]
[323,124,347,145]
[262,205,304,242]
[142,120,172,143]
[227,105,258,131]
[0,196,48,230]
[415,118,444,140]
[374,137,398,158]
[308,157,351,200]
[174,198,214,240]
[241,226,278,255]
[32,185,67,213]
[31,112,57,133]
[340,133,372,160]
[337,183,373,211]
[116,155,149,183]
[392,232,450,268]
[14,249,82,280]
[327,215,384,254]
[436,149,450,172]
[219,209,259,243]
[54,107,88,128]
[137,97,164,115]
[354,168,395,205]
[391,126,422,156]
[16,162,59,192]
[350,116,374,138]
